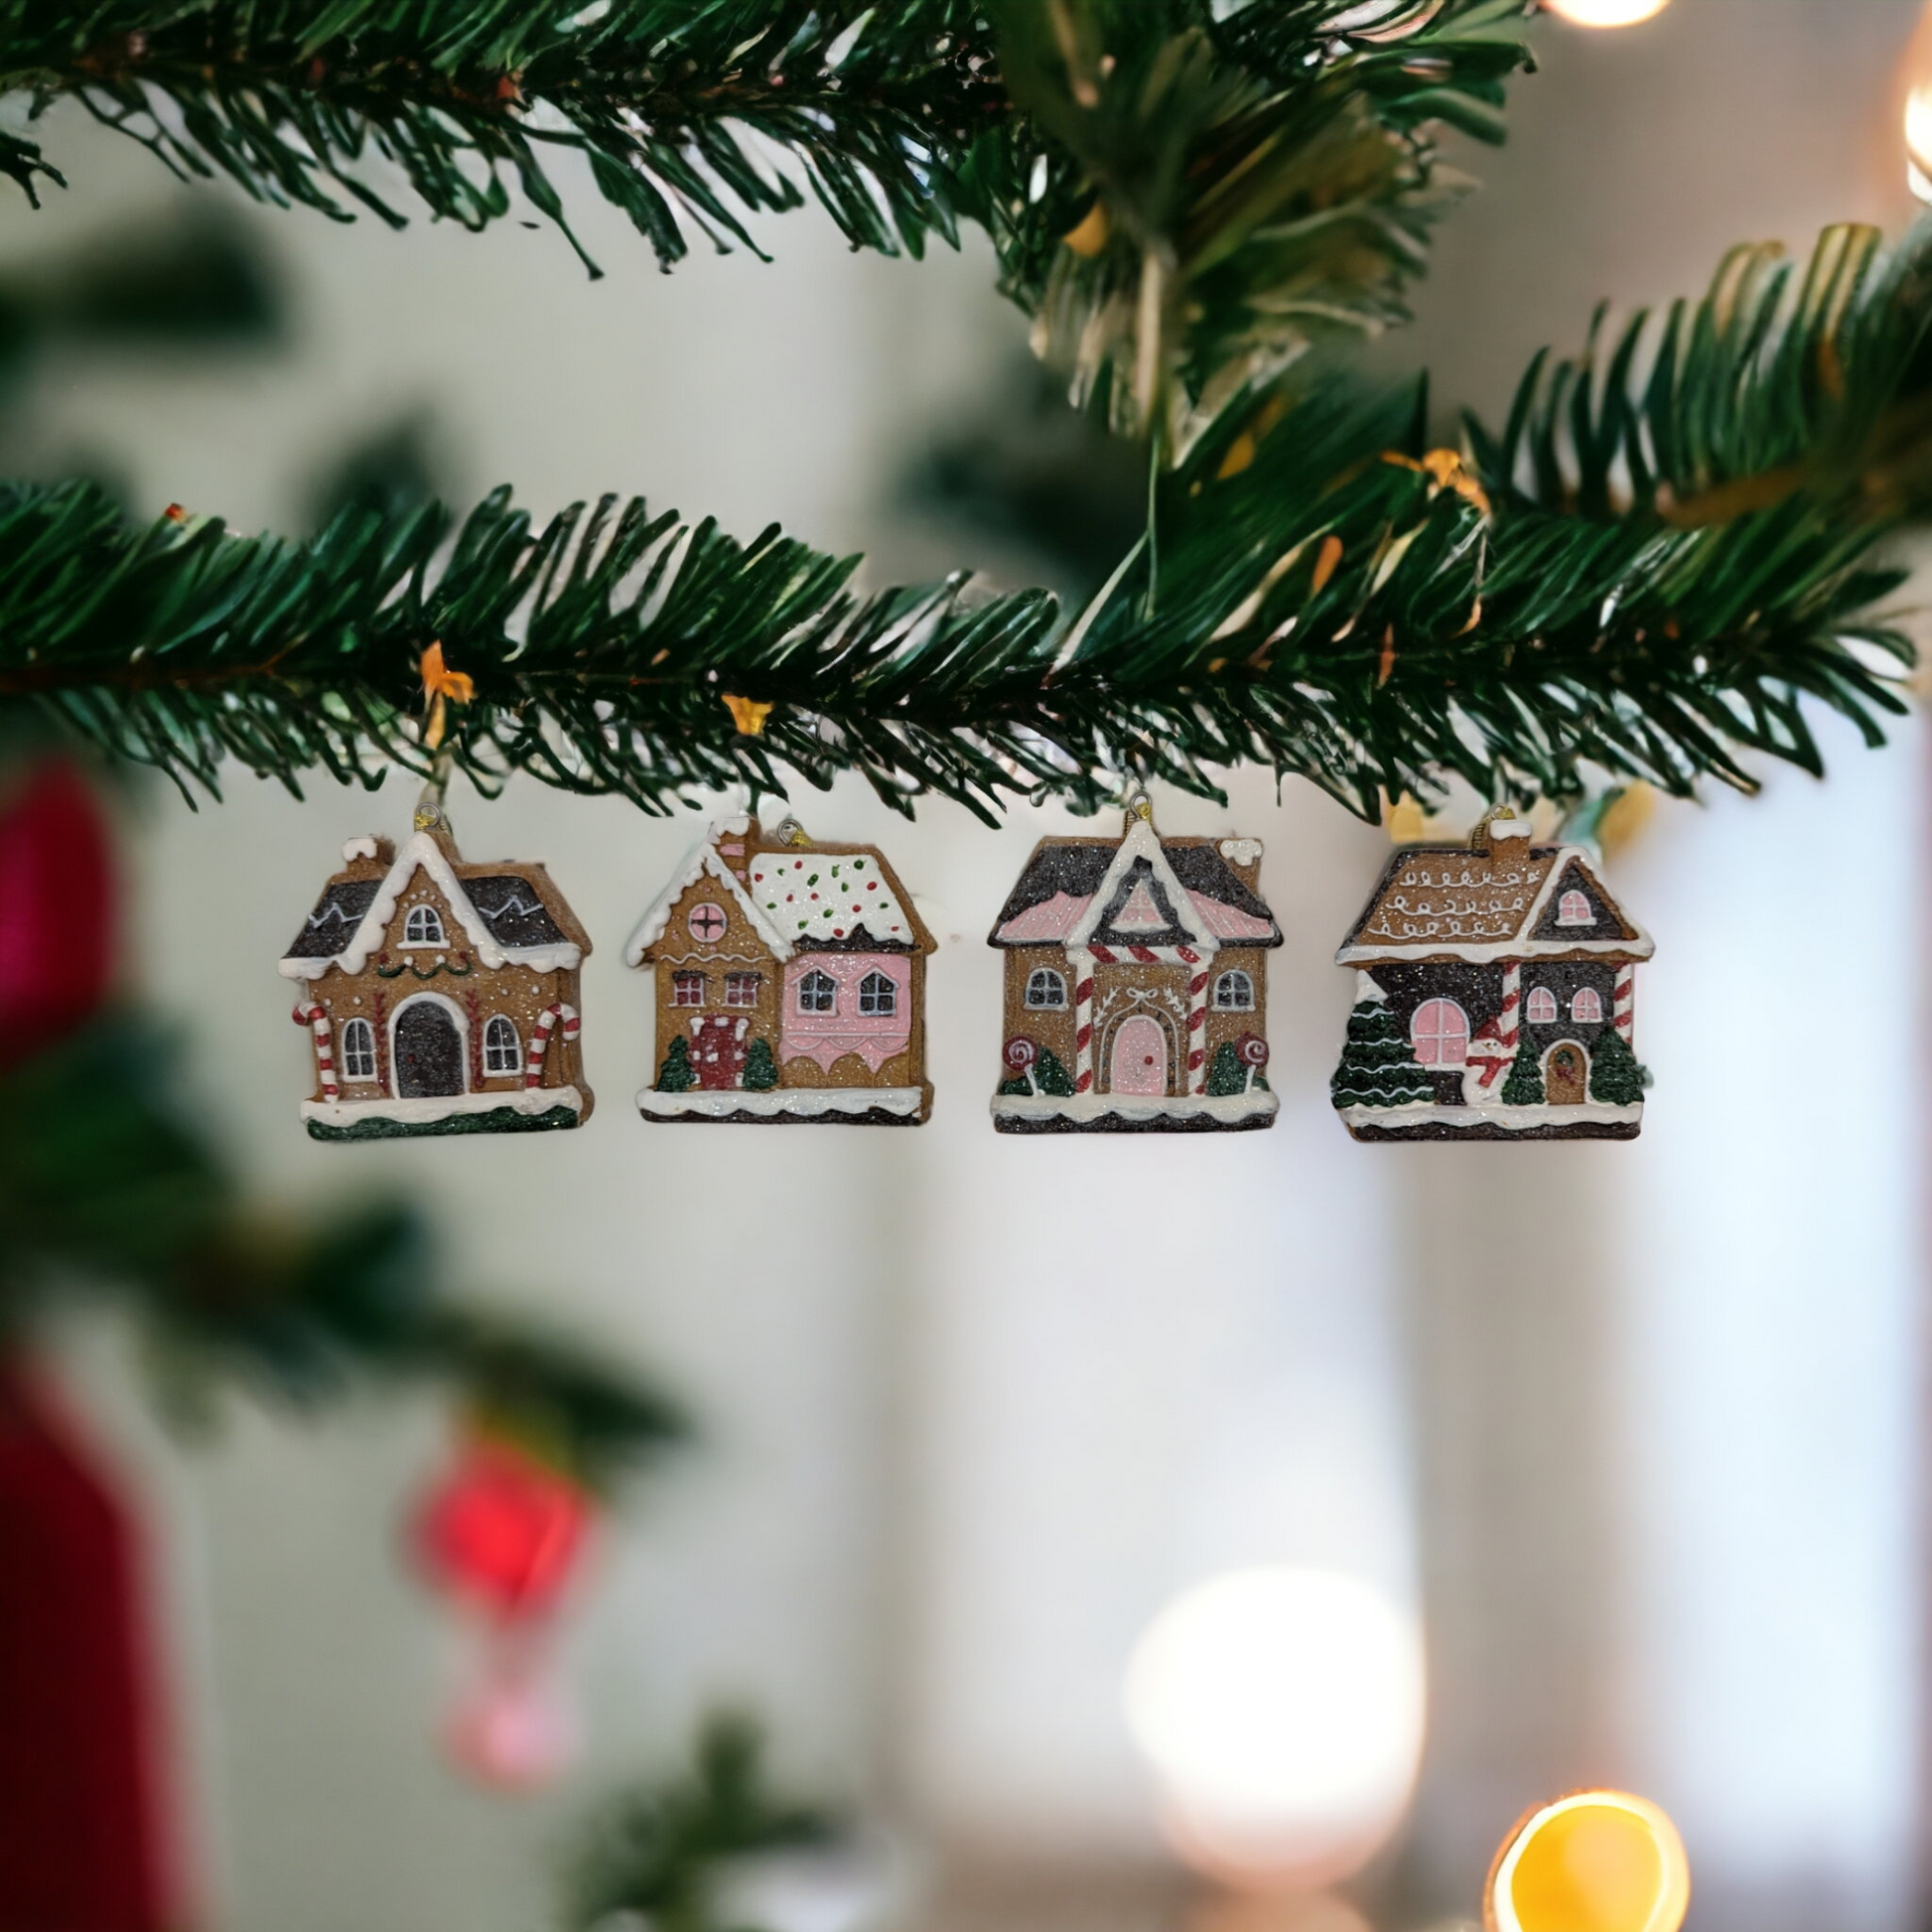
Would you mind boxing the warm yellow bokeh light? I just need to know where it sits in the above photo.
[1486,1793,1690,1932]
[1541,0,1671,25]
[1908,5,1932,201]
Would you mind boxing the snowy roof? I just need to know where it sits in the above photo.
[624,820,933,967]
[990,827,1281,949]
[1336,841,1653,966]
[279,831,587,980]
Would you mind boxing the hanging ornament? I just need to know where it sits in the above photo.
[0,1359,181,1931]
[411,1425,596,1790]
[276,795,594,1141]
[987,796,1281,1133]
[0,758,116,1070]
[627,814,935,1125]
[1331,806,1654,1142]
[1485,1790,1690,1932]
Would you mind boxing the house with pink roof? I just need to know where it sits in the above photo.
[987,802,1282,1134]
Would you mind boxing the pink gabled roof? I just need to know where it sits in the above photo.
[1185,891,1276,942]
[994,891,1093,944]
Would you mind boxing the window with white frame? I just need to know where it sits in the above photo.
[672,971,705,1007]
[483,1015,521,1075]
[1557,890,1593,927]
[1526,987,1559,1025]
[1411,998,1470,1066]
[402,904,446,945]
[724,972,760,1008]
[1571,986,1604,1024]
[340,1018,376,1080]
[798,970,837,1014]
[1212,969,1255,1011]
[858,970,897,1017]
[1025,968,1067,1009]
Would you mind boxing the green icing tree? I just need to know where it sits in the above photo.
[656,1034,694,1093]
[998,1071,1034,1097]
[1588,1028,1648,1105]
[1501,1040,1545,1107]
[1329,1001,1433,1110]
[1035,1047,1076,1098]
[1205,1040,1247,1098]
[743,1037,779,1091]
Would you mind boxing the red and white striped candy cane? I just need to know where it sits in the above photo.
[292,1002,338,1100]
[1179,944,1209,1092]
[524,1003,581,1088]
[1497,960,1522,1055]
[1072,949,1098,1093]
[1613,965,1635,1039]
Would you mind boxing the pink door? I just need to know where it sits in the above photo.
[1110,1015,1168,1095]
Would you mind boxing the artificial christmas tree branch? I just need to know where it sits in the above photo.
[0,224,1923,821]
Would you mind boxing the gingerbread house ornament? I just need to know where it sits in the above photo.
[627,815,934,1124]
[988,800,1283,1133]
[1331,807,1654,1142]
[278,806,593,1140]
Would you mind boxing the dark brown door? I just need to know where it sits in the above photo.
[395,1002,465,1097]
[1546,1043,1587,1106]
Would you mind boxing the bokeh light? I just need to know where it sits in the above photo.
[1123,1568,1425,1889]
[1487,1792,1691,1932]
[1541,0,1671,25]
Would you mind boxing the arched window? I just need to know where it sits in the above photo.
[798,970,837,1014]
[1525,987,1559,1025]
[1026,969,1067,1009]
[1557,890,1593,927]
[1212,970,1255,1011]
[858,971,897,1017]
[1411,998,1470,1067]
[403,904,446,945]
[483,1015,521,1076]
[340,1018,376,1080]
[1571,986,1604,1024]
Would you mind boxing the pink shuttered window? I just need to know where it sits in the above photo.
[1557,890,1593,926]
[1572,987,1604,1023]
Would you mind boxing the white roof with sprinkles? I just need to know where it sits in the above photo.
[749,852,914,945]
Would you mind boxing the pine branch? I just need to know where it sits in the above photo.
[0,1014,689,1485]
[0,223,1922,822]
[0,2,1004,274]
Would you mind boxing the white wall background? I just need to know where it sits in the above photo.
[12,4,1930,1930]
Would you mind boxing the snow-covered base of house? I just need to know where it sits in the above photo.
[992,1090,1280,1134]
[1339,1100,1642,1143]
[302,1086,586,1142]
[635,1085,930,1126]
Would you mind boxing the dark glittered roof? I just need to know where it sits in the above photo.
[285,879,381,959]
[465,875,568,949]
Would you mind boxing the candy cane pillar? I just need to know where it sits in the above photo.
[1614,965,1635,1040]
[524,1004,580,1088]
[293,1003,338,1099]
[1071,951,1097,1093]
[1498,961,1522,1058]
[1180,945,1210,1093]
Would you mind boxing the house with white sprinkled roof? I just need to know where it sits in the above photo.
[625,816,934,1124]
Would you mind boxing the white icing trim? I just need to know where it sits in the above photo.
[623,827,793,967]
[278,831,583,979]
[990,1090,1279,1127]
[1067,817,1218,954]
[300,1086,584,1127]
[1218,838,1263,868]
[1337,1099,1642,1133]
[636,1085,926,1120]
[343,836,379,862]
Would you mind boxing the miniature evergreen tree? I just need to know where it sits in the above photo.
[1588,1028,1647,1106]
[656,1035,695,1093]
[1034,1047,1077,1098]
[1205,1040,1247,1098]
[1501,1040,1545,1107]
[1329,1002,1433,1110]
[742,1037,779,1091]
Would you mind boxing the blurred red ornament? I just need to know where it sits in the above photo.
[413,1433,592,1625]
[444,1634,578,1791]
[0,759,116,1069]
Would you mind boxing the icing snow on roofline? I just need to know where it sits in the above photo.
[278,831,583,979]
[1335,842,1654,965]
[624,823,793,966]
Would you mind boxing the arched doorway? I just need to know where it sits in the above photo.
[394,1000,465,1098]
[1545,1041,1587,1106]
[1109,1014,1168,1096]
